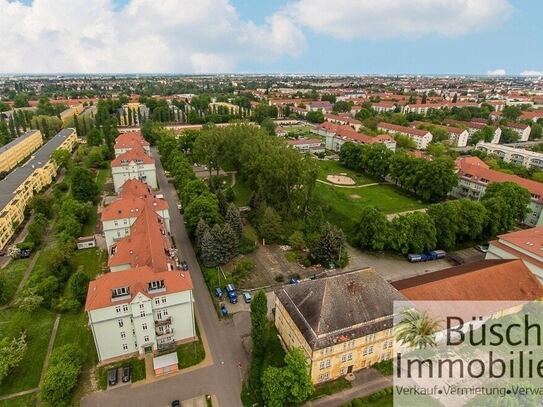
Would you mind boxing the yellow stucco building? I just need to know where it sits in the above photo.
[0,128,78,249]
[0,129,43,174]
[274,268,404,384]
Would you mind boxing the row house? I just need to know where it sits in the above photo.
[370,101,397,113]
[114,131,151,157]
[287,138,325,154]
[402,101,479,115]
[412,121,468,148]
[314,122,396,152]
[504,122,531,142]
[324,114,362,131]
[444,119,501,144]
[476,142,543,169]
[0,129,43,174]
[111,146,158,192]
[452,156,543,227]
[377,122,432,150]
[101,179,170,250]
[0,129,78,250]
[307,101,333,113]
[520,110,543,123]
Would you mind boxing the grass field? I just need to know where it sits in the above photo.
[317,160,376,185]
[0,259,30,304]
[0,308,56,396]
[314,183,426,235]
[0,393,37,407]
[230,179,252,207]
[176,338,206,368]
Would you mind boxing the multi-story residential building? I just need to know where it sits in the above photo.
[314,122,396,152]
[274,268,405,384]
[85,265,195,362]
[447,126,470,147]
[370,101,397,113]
[287,138,325,154]
[486,227,543,281]
[520,110,543,123]
[476,142,543,169]
[0,129,43,174]
[402,101,479,115]
[114,131,151,157]
[101,179,170,250]
[0,129,78,249]
[444,119,501,144]
[377,122,432,150]
[307,101,333,113]
[324,114,362,131]
[452,156,543,226]
[118,103,149,126]
[108,205,175,273]
[504,122,531,142]
[111,146,157,192]
[59,104,84,123]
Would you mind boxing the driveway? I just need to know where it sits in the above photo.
[82,148,248,407]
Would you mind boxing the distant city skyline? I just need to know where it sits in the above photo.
[1,0,542,76]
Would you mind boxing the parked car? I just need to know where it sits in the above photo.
[215,287,223,298]
[122,366,131,383]
[177,203,182,210]
[225,284,238,304]
[407,250,447,263]
[180,261,188,271]
[108,369,118,386]
[19,249,31,259]
[220,303,228,317]
[171,400,181,407]
[475,243,489,253]
[242,292,252,304]
[289,277,300,285]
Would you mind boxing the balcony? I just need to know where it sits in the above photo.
[156,328,174,337]
[155,317,172,327]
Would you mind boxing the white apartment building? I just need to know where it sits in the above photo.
[445,119,501,144]
[377,122,432,150]
[102,180,170,250]
[86,266,195,362]
[505,122,531,142]
[476,142,543,169]
[447,127,469,148]
[111,146,158,192]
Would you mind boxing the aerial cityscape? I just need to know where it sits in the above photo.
[1,1,543,407]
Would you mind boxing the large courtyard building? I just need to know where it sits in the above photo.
[0,129,78,250]
[452,156,543,227]
[0,129,43,174]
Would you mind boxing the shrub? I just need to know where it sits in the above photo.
[274,275,285,283]
[55,297,81,313]
[42,345,84,407]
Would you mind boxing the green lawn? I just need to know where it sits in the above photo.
[312,377,352,399]
[0,308,56,396]
[176,338,205,368]
[284,125,313,137]
[230,179,252,207]
[315,183,426,235]
[68,248,106,279]
[317,160,376,185]
[0,259,30,304]
[0,393,37,407]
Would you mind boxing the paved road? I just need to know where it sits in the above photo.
[82,148,248,407]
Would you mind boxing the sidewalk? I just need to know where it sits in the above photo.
[304,369,392,407]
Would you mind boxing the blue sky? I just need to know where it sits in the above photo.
[1,0,542,75]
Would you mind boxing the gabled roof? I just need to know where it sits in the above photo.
[455,156,543,203]
[85,266,193,311]
[114,131,149,150]
[496,226,543,259]
[318,122,394,145]
[111,145,155,167]
[378,122,431,138]
[108,206,173,271]
[392,259,543,301]
[275,268,406,350]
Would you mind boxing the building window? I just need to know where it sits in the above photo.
[340,367,346,376]
[120,331,126,339]
[115,306,121,313]
[318,373,330,383]
[142,323,147,330]
[122,343,128,351]
[341,353,352,363]
[155,298,160,306]
[162,296,166,304]
[144,335,149,342]
[140,310,145,317]
[118,319,124,328]
[123,304,129,312]
[163,309,168,316]
[139,303,144,309]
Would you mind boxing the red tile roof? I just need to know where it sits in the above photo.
[325,113,361,125]
[392,259,543,301]
[378,122,431,138]
[496,226,543,259]
[114,131,149,149]
[85,266,193,311]
[506,122,530,130]
[318,122,394,145]
[456,156,543,203]
[521,111,543,121]
[111,145,155,167]
[108,206,173,271]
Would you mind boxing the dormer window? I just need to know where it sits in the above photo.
[148,280,165,291]
[112,286,130,298]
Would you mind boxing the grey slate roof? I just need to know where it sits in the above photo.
[0,129,41,155]
[275,268,406,350]
[0,128,75,211]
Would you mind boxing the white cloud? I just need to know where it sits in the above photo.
[281,0,512,40]
[520,70,543,77]
[0,0,305,73]
[487,69,506,76]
